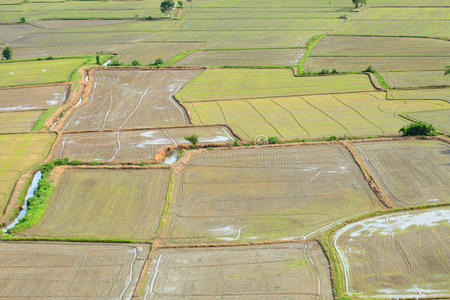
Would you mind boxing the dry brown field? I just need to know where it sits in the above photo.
[354,140,450,207]
[0,85,68,111]
[334,208,450,298]
[0,241,149,299]
[52,126,235,162]
[162,144,381,243]
[141,242,332,299]
[62,69,203,132]
[20,168,170,240]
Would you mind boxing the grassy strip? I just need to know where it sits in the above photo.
[373,71,390,89]
[220,65,295,69]
[298,34,327,75]
[164,49,199,66]
[156,173,174,235]
[319,202,449,299]
[32,107,59,131]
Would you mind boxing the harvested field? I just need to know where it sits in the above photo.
[0,241,149,299]
[406,109,450,133]
[118,42,205,65]
[351,7,450,20]
[304,56,449,72]
[310,36,450,56]
[185,92,450,140]
[0,58,87,87]
[389,88,450,102]
[0,85,68,111]
[381,71,450,89]
[354,140,450,206]
[142,30,324,48]
[62,69,203,132]
[162,145,381,243]
[20,168,170,240]
[141,242,332,299]
[176,69,375,102]
[52,126,235,162]
[31,19,132,29]
[0,24,40,43]
[333,20,450,38]
[174,49,306,67]
[0,111,43,133]
[334,208,450,298]
[0,133,55,213]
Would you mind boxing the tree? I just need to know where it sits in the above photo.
[160,0,175,17]
[177,0,183,9]
[96,55,100,65]
[154,58,164,65]
[352,0,366,9]
[399,121,436,136]
[2,45,12,60]
[186,0,192,7]
[131,60,140,66]
[184,134,198,147]
[19,17,26,23]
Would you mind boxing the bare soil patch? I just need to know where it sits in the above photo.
[0,84,68,111]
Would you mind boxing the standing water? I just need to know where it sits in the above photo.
[163,151,178,165]
[2,171,42,233]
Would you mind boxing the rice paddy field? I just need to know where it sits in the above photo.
[334,207,450,298]
[0,58,87,87]
[61,69,203,132]
[140,242,333,299]
[0,241,150,298]
[20,168,170,240]
[0,133,55,213]
[185,92,450,140]
[52,126,234,162]
[354,140,450,207]
[162,145,382,243]
[1,0,449,298]
[176,69,376,102]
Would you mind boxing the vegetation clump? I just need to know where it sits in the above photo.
[160,0,175,17]
[2,45,12,60]
[399,121,436,136]
[184,134,199,147]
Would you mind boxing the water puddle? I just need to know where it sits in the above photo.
[103,59,112,67]
[163,151,178,165]
[85,75,89,82]
[2,171,42,233]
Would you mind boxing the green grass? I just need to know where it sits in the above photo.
[157,172,174,234]
[298,34,326,75]
[0,58,87,87]
[373,71,390,90]
[32,107,59,131]
[176,69,375,102]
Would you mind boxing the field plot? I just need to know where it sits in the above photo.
[118,42,205,65]
[177,69,375,102]
[0,111,43,133]
[0,133,55,213]
[52,126,234,162]
[354,140,450,206]
[162,145,381,243]
[0,24,41,43]
[20,168,169,240]
[141,242,332,299]
[406,109,450,133]
[0,58,86,87]
[142,30,324,48]
[0,85,67,111]
[174,49,305,67]
[351,7,450,20]
[381,71,450,89]
[0,241,149,299]
[310,36,450,56]
[333,20,450,38]
[185,92,450,140]
[304,56,449,72]
[334,208,450,299]
[389,88,450,102]
[62,69,203,132]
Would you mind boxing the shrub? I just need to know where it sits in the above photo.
[184,134,198,146]
[96,55,100,65]
[2,45,12,60]
[154,58,164,65]
[233,139,240,147]
[109,59,121,66]
[131,60,140,66]
[399,121,436,136]
[331,68,337,74]
[144,16,153,20]
[268,136,279,144]
[19,17,26,23]
[319,68,330,75]
[325,136,338,141]
[46,56,54,60]
[364,65,375,73]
